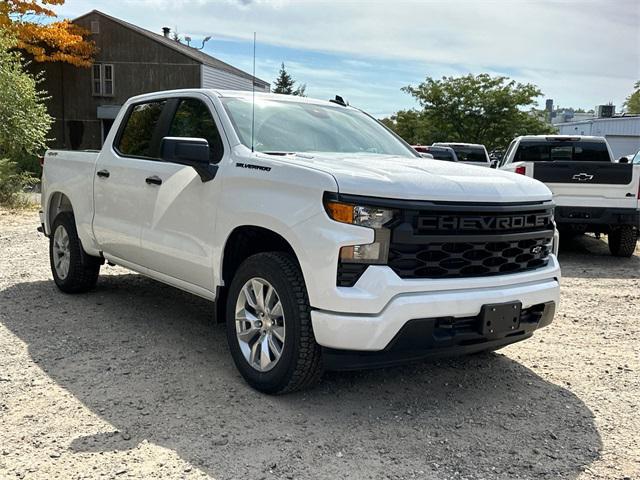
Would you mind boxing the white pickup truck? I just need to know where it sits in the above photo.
[500,135,640,256]
[40,89,560,393]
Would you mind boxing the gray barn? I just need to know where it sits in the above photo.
[36,10,269,150]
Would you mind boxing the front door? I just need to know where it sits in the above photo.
[137,95,227,292]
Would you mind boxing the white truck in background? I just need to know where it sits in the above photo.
[40,89,560,393]
[500,135,640,256]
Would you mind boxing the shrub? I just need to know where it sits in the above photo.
[0,28,52,189]
[0,158,38,207]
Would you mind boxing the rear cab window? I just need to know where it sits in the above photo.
[450,145,488,163]
[431,150,455,161]
[515,140,611,162]
[116,100,167,158]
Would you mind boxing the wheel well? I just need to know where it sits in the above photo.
[48,192,73,232]
[215,226,298,324]
[222,226,297,286]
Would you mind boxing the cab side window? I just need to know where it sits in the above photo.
[117,100,167,158]
[168,99,224,163]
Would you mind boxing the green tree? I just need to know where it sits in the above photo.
[0,28,52,205]
[381,109,436,145]
[623,81,640,114]
[387,74,555,150]
[273,62,306,96]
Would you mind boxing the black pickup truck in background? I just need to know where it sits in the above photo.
[500,136,640,257]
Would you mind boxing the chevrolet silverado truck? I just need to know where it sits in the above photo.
[500,135,640,257]
[40,89,560,393]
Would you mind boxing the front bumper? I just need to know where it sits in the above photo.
[311,269,559,353]
[322,302,554,370]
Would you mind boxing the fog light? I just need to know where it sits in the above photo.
[339,229,390,264]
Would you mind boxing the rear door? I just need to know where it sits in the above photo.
[93,99,169,262]
[504,138,640,209]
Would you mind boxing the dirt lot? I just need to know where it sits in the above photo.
[1,209,638,480]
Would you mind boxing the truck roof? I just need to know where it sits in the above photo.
[125,88,353,110]
[433,142,487,148]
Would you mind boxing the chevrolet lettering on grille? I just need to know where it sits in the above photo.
[417,213,552,231]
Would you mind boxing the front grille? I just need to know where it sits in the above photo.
[389,236,552,279]
[387,202,554,280]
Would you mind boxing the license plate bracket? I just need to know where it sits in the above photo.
[480,301,522,337]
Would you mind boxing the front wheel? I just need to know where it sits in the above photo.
[608,226,638,257]
[225,252,323,394]
[49,212,101,293]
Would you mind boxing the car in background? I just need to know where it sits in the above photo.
[433,142,491,167]
[500,135,639,257]
[412,145,458,162]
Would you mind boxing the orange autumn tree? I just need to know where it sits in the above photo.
[0,0,95,67]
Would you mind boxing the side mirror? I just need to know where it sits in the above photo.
[160,137,217,182]
[490,159,498,168]
[419,152,434,159]
[618,156,629,164]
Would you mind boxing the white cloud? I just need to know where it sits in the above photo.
[57,0,639,112]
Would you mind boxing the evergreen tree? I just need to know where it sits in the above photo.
[273,63,306,96]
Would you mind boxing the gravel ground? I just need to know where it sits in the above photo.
[1,209,638,480]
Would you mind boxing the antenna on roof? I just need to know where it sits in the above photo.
[251,32,256,153]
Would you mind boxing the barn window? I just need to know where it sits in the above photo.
[92,64,115,97]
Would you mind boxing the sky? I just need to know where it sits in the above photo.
[54,0,640,118]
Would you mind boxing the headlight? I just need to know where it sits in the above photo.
[324,200,396,263]
[325,202,396,228]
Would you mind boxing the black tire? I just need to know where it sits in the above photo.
[225,252,323,394]
[607,226,638,257]
[49,212,101,293]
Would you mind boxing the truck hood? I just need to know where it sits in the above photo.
[277,153,552,203]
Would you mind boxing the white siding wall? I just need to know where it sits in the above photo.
[606,136,640,159]
[200,65,269,92]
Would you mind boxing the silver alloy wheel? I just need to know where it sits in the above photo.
[52,224,71,280]
[235,277,286,372]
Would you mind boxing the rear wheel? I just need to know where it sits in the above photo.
[49,212,101,293]
[608,226,638,257]
[225,252,323,394]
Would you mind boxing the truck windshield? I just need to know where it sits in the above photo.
[221,97,416,157]
[515,141,611,162]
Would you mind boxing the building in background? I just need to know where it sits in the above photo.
[551,110,596,126]
[35,10,269,150]
[556,114,640,159]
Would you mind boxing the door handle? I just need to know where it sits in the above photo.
[96,169,110,178]
[145,175,162,186]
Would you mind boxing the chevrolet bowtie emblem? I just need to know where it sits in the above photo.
[572,173,594,181]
